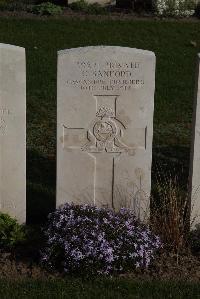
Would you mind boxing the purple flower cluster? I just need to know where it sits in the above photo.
[41,204,161,275]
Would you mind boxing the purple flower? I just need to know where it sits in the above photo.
[41,203,161,275]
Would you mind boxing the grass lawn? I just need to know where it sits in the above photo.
[0,17,199,222]
[0,278,200,299]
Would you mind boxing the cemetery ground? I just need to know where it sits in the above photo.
[0,17,200,297]
[1,278,200,299]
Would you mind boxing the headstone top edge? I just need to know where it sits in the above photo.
[0,43,25,52]
[58,46,155,57]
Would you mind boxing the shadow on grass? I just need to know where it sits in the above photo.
[152,146,190,189]
[27,149,56,225]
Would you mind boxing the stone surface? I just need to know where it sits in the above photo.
[189,54,200,227]
[0,44,26,223]
[57,46,155,219]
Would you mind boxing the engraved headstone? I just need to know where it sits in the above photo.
[57,46,155,219]
[0,44,26,223]
[189,54,200,227]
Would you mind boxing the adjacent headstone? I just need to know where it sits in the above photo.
[189,54,200,227]
[57,46,155,219]
[0,44,26,223]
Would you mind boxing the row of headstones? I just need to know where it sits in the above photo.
[0,43,200,227]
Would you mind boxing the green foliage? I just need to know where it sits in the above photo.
[69,0,107,15]
[0,213,25,249]
[69,0,88,11]
[155,0,196,17]
[0,0,32,11]
[37,0,68,5]
[86,2,107,14]
[32,2,63,15]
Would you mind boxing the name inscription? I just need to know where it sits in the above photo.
[66,60,145,91]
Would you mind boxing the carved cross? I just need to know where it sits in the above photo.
[63,95,147,208]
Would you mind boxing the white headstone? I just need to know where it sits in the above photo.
[189,54,200,227]
[0,44,26,223]
[57,46,155,219]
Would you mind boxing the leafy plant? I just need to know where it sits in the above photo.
[154,0,196,17]
[69,0,107,15]
[69,0,88,11]
[32,2,63,15]
[0,0,32,11]
[86,2,107,14]
[0,213,25,249]
[41,203,161,275]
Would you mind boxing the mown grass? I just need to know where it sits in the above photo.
[0,18,199,222]
[0,278,200,299]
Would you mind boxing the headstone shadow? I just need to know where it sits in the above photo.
[151,145,190,215]
[27,149,56,224]
[152,146,190,187]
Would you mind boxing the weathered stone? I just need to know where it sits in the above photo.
[57,46,155,219]
[189,54,200,227]
[0,44,26,223]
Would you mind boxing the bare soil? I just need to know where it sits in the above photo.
[126,251,200,282]
[1,249,200,281]
[0,251,53,280]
